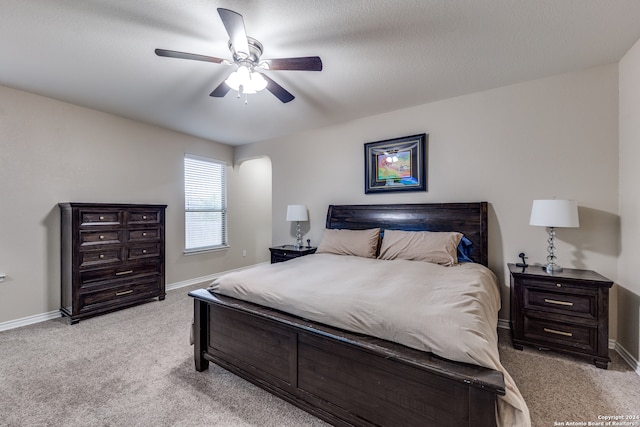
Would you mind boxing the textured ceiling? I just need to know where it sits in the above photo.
[2,0,640,145]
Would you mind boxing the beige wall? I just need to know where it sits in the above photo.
[236,64,620,326]
[618,38,640,361]
[0,61,627,350]
[0,85,269,324]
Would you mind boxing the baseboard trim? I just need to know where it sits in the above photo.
[165,274,219,291]
[614,340,640,375]
[166,262,268,292]
[0,310,61,332]
[0,264,269,333]
[497,319,510,330]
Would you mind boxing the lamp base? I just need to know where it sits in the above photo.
[544,262,563,274]
[294,221,303,250]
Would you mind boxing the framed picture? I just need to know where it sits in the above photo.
[364,133,427,194]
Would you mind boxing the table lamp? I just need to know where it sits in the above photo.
[286,204,308,249]
[529,199,579,273]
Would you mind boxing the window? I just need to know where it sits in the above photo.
[184,154,228,253]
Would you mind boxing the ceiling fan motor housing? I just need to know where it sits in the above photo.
[229,37,264,68]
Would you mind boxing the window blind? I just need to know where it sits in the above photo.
[184,154,227,252]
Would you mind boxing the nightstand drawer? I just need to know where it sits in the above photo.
[269,245,317,263]
[275,251,299,261]
[524,316,596,353]
[523,286,596,319]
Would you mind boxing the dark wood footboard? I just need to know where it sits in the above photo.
[190,289,504,427]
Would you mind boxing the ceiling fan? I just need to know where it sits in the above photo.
[155,8,322,103]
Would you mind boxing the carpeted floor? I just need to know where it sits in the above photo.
[1,284,639,427]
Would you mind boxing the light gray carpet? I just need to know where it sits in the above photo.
[498,328,640,426]
[1,284,638,427]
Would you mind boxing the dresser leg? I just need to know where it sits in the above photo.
[512,342,524,351]
[594,359,609,369]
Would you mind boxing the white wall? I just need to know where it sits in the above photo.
[236,64,620,326]
[618,38,640,360]
[0,85,268,324]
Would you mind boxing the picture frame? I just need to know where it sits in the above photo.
[364,133,427,194]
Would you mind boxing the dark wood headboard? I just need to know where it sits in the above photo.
[325,202,488,266]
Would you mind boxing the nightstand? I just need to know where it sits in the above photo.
[269,245,317,263]
[508,263,613,369]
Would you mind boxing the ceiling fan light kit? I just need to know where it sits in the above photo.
[155,8,322,104]
[225,66,267,94]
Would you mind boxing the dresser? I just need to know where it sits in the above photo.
[269,245,317,263]
[508,263,613,368]
[59,203,167,324]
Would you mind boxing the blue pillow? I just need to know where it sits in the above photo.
[457,236,474,263]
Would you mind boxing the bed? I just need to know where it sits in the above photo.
[189,202,530,427]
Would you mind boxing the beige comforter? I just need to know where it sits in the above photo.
[209,253,530,427]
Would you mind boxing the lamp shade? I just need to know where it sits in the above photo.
[529,199,579,228]
[286,205,308,222]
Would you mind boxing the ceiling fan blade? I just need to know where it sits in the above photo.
[262,74,295,103]
[210,81,232,98]
[263,56,323,71]
[217,8,250,59]
[155,48,226,64]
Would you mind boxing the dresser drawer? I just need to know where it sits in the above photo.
[129,210,162,225]
[523,316,596,353]
[79,277,162,314]
[523,286,596,319]
[127,244,161,260]
[79,230,122,246]
[79,210,122,226]
[128,228,160,242]
[79,248,123,268]
[79,261,161,287]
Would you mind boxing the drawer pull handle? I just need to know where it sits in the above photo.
[99,254,105,259]
[556,283,562,287]
[544,298,573,307]
[115,290,134,296]
[115,270,134,276]
[142,250,147,254]
[99,235,105,240]
[142,232,147,237]
[142,216,147,220]
[544,327,573,337]
[99,216,105,220]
